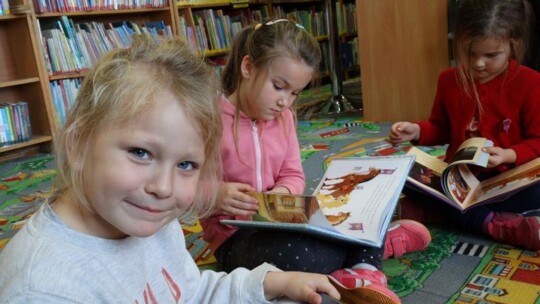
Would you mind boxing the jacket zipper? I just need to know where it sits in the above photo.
[251,121,263,192]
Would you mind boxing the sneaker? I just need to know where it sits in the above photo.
[329,268,401,304]
[384,219,431,259]
[486,212,540,250]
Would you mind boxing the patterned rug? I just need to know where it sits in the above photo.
[1,117,539,303]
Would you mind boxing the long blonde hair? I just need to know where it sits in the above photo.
[53,35,222,220]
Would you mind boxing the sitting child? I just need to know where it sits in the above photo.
[0,35,340,303]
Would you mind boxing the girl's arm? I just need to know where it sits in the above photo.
[273,112,305,194]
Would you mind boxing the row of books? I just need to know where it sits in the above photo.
[50,78,82,125]
[272,2,357,38]
[0,0,9,15]
[336,2,357,35]
[177,0,229,5]
[178,7,268,54]
[316,39,358,75]
[33,0,168,13]
[272,5,327,38]
[36,16,173,76]
[0,102,32,147]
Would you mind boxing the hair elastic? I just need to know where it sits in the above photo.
[254,19,305,30]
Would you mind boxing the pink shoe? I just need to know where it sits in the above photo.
[486,212,540,250]
[329,268,401,304]
[384,219,431,259]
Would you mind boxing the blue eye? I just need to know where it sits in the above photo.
[178,161,197,170]
[129,148,150,160]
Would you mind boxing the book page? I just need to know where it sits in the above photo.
[448,137,493,166]
[248,192,335,231]
[406,147,449,200]
[440,165,482,208]
[471,158,540,205]
[314,156,414,246]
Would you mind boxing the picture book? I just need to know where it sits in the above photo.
[406,137,540,211]
[221,155,415,247]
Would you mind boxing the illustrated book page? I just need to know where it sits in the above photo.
[221,155,415,247]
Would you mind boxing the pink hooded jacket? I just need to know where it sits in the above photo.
[200,95,305,251]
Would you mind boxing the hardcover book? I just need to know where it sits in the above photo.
[221,155,415,247]
[406,137,540,211]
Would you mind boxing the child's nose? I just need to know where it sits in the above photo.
[277,94,294,108]
[473,57,485,68]
[145,168,174,198]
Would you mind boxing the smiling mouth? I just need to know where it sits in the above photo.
[128,201,163,213]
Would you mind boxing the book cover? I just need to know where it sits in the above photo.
[221,155,415,247]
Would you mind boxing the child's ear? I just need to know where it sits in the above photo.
[240,55,253,79]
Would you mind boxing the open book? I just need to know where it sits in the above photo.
[406,137,540,211]
[221,155,415,247]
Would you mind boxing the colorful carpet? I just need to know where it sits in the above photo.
[1,117,539,303]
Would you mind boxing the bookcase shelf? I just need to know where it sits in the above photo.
[35,7,173,18]
[0,2,54,160]
[0,78,40,88]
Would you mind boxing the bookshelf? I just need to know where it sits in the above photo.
[356,0,449,122]
[0,0,53,161]
[33,2,177,126]
[0,0,360,160]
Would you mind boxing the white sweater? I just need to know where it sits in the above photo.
[0,204,280,303]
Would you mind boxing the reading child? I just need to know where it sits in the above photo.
[388,0,540,250]
[0,36,341,303]
[200,19,430,303]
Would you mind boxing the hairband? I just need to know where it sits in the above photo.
[254,19,305,30]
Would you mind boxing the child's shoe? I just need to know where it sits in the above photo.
[485,212,540,250]
[329,268,401,304]
[384,219,431,259]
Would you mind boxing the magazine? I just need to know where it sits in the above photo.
[221,155,415,247]
[406,137,540,211]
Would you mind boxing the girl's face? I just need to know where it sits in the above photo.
[60,90,205,239]
[467,38,510,84]
[239,56,314,121]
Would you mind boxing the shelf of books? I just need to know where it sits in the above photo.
[0,2,54,160]
[32,0,176,127]
[175,0,270,78]
[0,0,361,160]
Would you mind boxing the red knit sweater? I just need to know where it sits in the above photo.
[417,60,540,171]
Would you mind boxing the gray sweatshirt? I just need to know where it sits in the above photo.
[0,204,280,303]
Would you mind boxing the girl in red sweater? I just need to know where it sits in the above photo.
[388,0,540,250]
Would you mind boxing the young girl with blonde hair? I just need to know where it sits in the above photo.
[0,35,341,303]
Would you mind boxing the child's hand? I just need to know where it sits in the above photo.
[388,122,420,146]
[263,271,340,304]
[217,182,259,216]
[267,186,291,194]
[482,146,517,168]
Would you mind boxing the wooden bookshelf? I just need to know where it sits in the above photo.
[356,0,449,122]
[0,1,54,159]
[0,0,361,160]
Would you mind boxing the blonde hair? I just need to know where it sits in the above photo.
[53,35,222,221]
[454,0,529,113]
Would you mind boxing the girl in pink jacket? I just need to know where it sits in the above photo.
[201,19,430,303]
